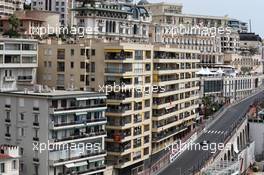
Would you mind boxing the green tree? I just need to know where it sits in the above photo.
[4,15,20,38]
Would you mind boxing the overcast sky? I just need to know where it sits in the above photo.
[149,0,264,37]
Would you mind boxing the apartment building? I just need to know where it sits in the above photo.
[0,89,107,175]
[0,0,24,17]
[224,33,263,74]
[0,145,19,175]
[71,0,151,42]
[144,2,225,68]
[200,74,264,102]
[37,38,201,174]
[31,0,71,26]
[152,45,200,154]
[228,19,248,33]
[0,38,38,92]
[37,39,92,91]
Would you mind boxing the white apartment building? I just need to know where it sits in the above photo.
[0,145,19,175]
[71,0,151,42]
[31,0,71,26]
[0,0,24,17]
[200,74,264,102]
[0,89,107,175]
[0,38,38,92]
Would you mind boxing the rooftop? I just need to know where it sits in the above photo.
[0,90,106,99]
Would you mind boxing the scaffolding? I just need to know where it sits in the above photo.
[202,159,240,175]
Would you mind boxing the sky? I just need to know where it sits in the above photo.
[149,0,264,38]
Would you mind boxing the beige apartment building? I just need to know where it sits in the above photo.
[37,39,200,174]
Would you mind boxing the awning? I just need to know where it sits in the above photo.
[89,157,104,163]
[65,163,75,168]
[75,112,88,116]
[76,96,106,101]
[65,161,88,168]
[74,161,88,167]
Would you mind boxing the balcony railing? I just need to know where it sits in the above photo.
[52,151,106,164]
[105,68,132,74]
[53,118,106,127]
[4,76,15,82]
[53,131,106,142]
[107,106,132,113]
[17,75,33,82]
[52,104,106,112]
[152,126,188,142]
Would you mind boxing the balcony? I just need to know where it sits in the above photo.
[51,104,106,113]
[152,125,188,142]
[105,68,133,74]
[4,76,15,82]
[107,105,132,114]
[17,75,33,82]
[105,53,133,61]
[50,151,106,166]
[52,131,106,143]
[71,165,106,175]
[50,118,107,130]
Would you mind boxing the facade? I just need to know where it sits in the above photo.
[0,0,24,17]
[0,145,19,175]
[228,19,248,33]
[37,39,92,91]
[0,38,38,92]
[200,74,264,102]
[37,38,201,174]
[71,0,151,42]
[31,0,71,26]
[144,2,226,68]
[0,89,107,175]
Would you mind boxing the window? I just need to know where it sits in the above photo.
[57,49,65,59]
[91,62,95,73]
[12,160,17,170]
[19,148,24,156]
[80,49,85,56]
[19,128,25,137]
[57,62,65,72]
[6,126,10,134]
[34,114,39,123]
[6,111,10,120]
[0,163,5,173]
[71,49,74,56]
[70,62,74,68]
[20,113,24,121]
[91,49,96,56]
[80,75,85,82]
[80,62,85,69]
